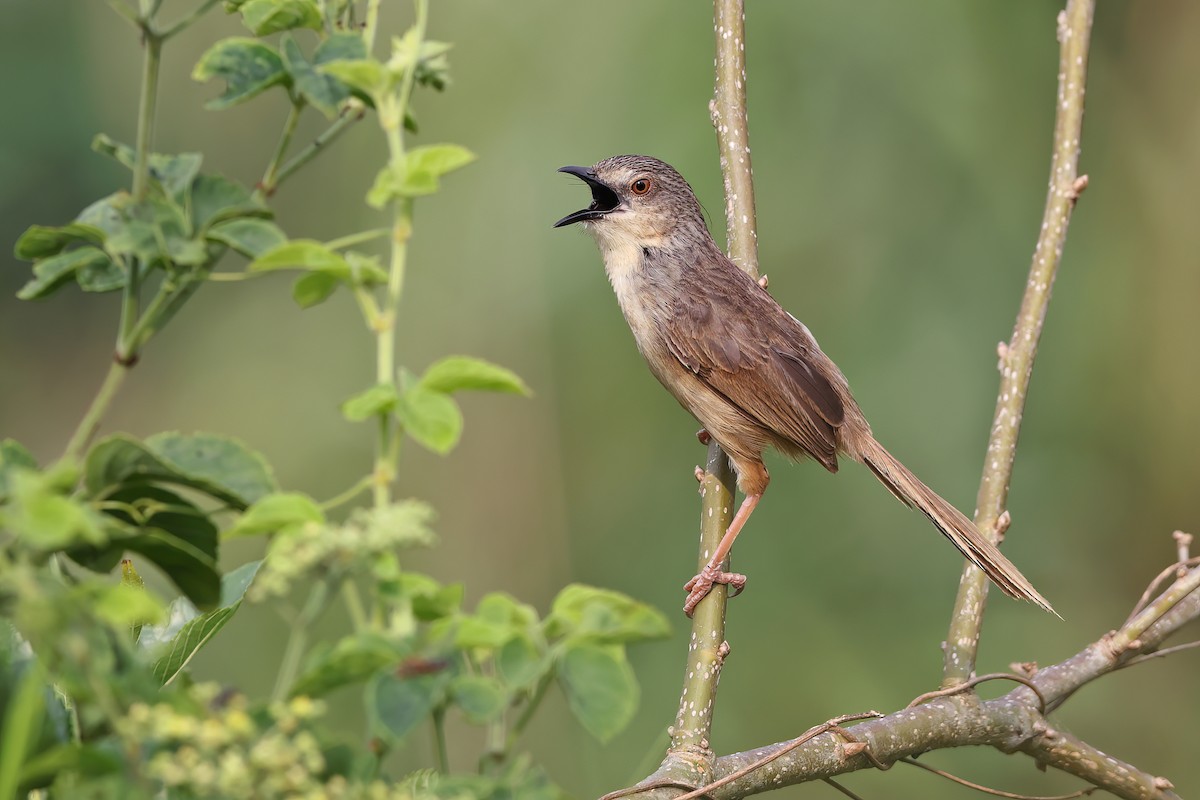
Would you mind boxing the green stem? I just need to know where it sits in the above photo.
[256,102,304,200]
[123,282,176,353]
[116,258,141,363]
[63,360,130,462]
[363,0,382,52]
[272,581,330,703]
[319,475,374,511]
[504,672,552,752]
[271,109,360,191]
[160,0,221,39]
[371,0,428,510]
[325,228,391,251]
[432,705,450,773]
[113,16,162,369]
[341,583,368,631]
[131,33,162,202]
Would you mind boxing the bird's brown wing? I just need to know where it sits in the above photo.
[662,273,845,470]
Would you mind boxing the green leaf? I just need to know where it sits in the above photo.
[420,355,531,396]
[207,218,287,258]
[249,239,352,277]
[291,272,339,308]
[190,174,265,232]
[91,135,203,197]
[239,0,321,35]
[344,251,388,286]
[144,560,262,685]
[341,384,399,422]
[454,616,511,650]
[226,492,323,538]
[0,439,37,501]
[407,144,476,179]
[18,744,122,788]
[448,675,505,723]
[314,31,368,65]
[13,223,105,260]
[401,575,462,621]
[368,670,451,744]
[319,58,389,98]
[84,433,277,509]
[193,38,288,110]
[389,34,454,92]
[366,145,476,206]
[477,592,539,630]
[395,386,462,455]
[17,248,113,301]
[497,636,546,689]
[545,584,670,644]
[281,35,347,118]
[291,633,401,698]
[77,255,125,293]
[557,643,638,743]
[95,486,221,609]
[92,581,164,628]
[103,194,206,268]
[76,193,130,240]
[145,432,277,507]
[3,470,107,551]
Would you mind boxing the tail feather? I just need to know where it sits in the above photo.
[859,438,1056,615]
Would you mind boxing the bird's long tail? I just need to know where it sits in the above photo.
[858,437,1055,615]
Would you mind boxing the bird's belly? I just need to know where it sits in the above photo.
[639,338,772,463]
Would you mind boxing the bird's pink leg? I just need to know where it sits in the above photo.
[683,492,761,616]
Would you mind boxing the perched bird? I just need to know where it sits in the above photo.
[555,154,1053,617]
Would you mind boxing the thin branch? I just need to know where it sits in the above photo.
[943,0,1095,686]
[1124,555,1200,625]
[1119,639,1200,669]
[906,672,1046,715]
[1018,727,1180,800]
[899,757,1097,800]
[271,107,362,192]
[710,0,759,274]
[822,778,868,800]
[62,361,130,462]
[256,101,305,199]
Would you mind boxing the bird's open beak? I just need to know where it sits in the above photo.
[554,166,621,228]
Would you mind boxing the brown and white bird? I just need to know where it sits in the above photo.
[555,154,1053,617]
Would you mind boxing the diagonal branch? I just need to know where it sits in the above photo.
[697,548,1195,799]
[943,0,1096,686]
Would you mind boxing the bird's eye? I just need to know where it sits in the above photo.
[630,178,652,195]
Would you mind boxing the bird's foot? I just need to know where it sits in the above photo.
[682,564,747,617]
[696,428,711,446]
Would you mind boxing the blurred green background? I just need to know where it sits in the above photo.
[3,1,1198,797]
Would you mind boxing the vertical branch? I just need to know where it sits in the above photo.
[711,0,760,275]
[662,0,763,779]
[371,0,427,510]
[943,0,1095,686]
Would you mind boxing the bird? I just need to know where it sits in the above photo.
[554,154,1054,617]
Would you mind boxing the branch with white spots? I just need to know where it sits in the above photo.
[601,550,1195,800]
[943,0,1095,685]
[619,0,763,792]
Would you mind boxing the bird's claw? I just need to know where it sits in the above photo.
[696,428,711,446]
[682,564,747,616]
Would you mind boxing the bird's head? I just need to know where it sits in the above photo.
[554,155,708,251]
